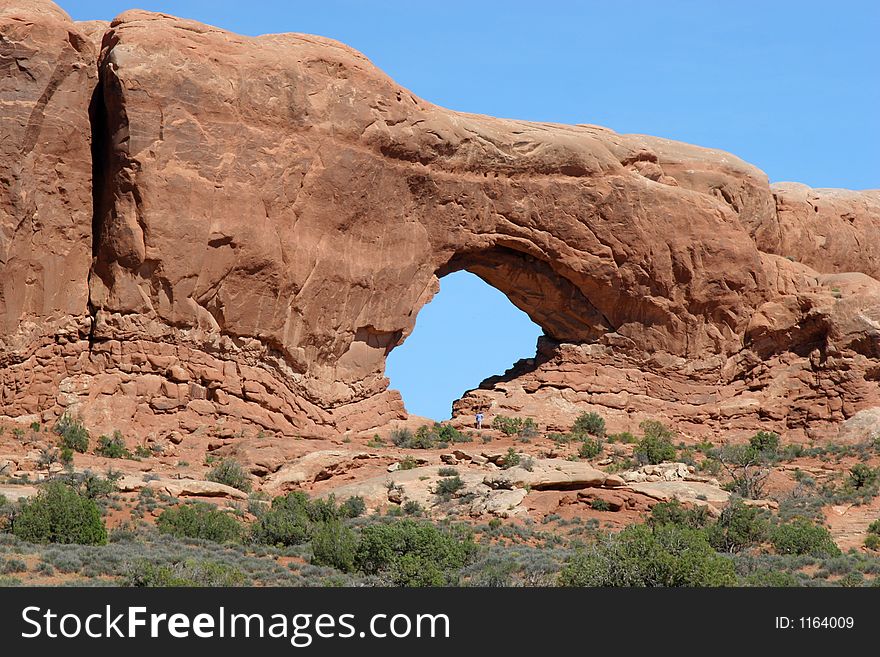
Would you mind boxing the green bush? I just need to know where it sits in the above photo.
[634,421,676,465]
[571,411,606,438]
[124,560,246,587]
[717,443,770,500]
[12,483,107,545]
[310,520,358,572]
[402,500,423,516]
[742,570,801,587]
[1,558,27,574]
[399,456,418,470]
[59,446,74,465]
[435,476,465,500]
[502,447,520,469]
[578,437,603,459]
[748,431,780,457]
[354,520,476,586]
[770,518,841,557]
[706,498,769,553]
[558,524,736,587]
[491,415,535,437]
[95,431,130,459]
[251,491,328,546]
[391,423,466,449]
[339,496,366,519]
[206,458,252,493]
[865,534,880,551]
[590,499,611,511]
[390,427,415,447]
[868,519,880,535]
[438,467,459,477]
[648,499,711,530]
[849,463,878,490]
[54,413,89,453]
[156,503,243,543]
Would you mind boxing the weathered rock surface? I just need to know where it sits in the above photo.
[262,449,374,494]
[0,1,878,445]
[0,1,96,420]
[764,183,880,280]
[483,458,611,490]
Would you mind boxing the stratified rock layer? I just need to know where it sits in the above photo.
[0,1,878,443]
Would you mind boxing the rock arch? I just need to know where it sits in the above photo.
[2,2,879,443]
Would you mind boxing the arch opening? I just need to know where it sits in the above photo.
[385,270,542,421]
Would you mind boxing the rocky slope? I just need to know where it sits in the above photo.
[1,0,878,447]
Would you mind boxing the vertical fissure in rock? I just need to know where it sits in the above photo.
[86,50,109,352]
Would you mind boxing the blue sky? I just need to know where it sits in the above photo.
[61,1,879,419]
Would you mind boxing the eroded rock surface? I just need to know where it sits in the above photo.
[0,1,878,445]
[0,1,96,421]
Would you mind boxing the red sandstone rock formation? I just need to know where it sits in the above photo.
[0,1,96,416]
[1,1,878,443]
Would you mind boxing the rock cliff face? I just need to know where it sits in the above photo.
[1,1,878,442]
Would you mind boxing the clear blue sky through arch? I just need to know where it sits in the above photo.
[60,0,879,419]
[385,272,542,420]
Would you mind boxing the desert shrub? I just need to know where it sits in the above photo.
[558,524,736,587]
[848,463,878,490]
[251,491,329,546]
[648,500,711,530]
[634,421,676,465]
[571,411,606,438]
[310,520,358,572]
[37,448,59,469]
[392,423,468,449]
[1,558,27,574]
[706,498,769,553]
[865,534,880,551]
[339,496,366,519]
[59,446,74,465]
[770,518,841,557]
[502,447,520,469]
[156,503,243,543]
[742,569,801,587]
[434,423,467,444]
[354,520,476,586]
[578,437,603,459]
[868,519,880,535]
[307,496,342,524]
[590,499,611,511]
[402,500,424,516]
[777,484,825,523]
[435,476,465,500]
[748,431,781,458]
[67,470,119,500]
[491,415,534,437]
[438,467,459,477]
[95,431,130,459]
[717,443,770,500]
[54,413,89,453]
[399,456,418,470]
[608,432,636,444]
[206,459,252,493]
[12,482,107,545]
[134,445,152,459]
[390,427,414,447]
[124,559,246,587]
